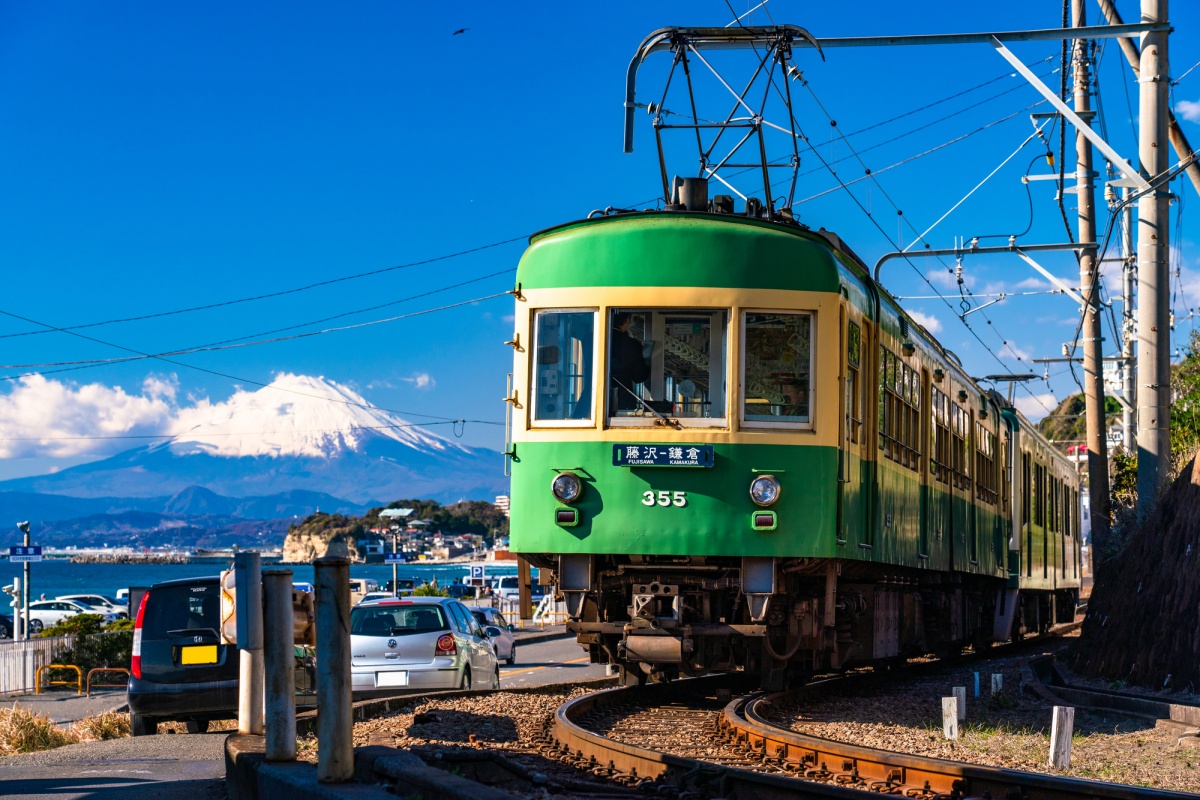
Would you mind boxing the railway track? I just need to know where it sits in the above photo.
[549,668,1200,799]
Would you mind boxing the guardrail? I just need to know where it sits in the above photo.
[0,631,129,695]
[35,664,82,695]
[86,667,131,697]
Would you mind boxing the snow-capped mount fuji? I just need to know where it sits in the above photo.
[0,374,507,505]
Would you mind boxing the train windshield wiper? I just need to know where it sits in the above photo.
[611,379,680,428]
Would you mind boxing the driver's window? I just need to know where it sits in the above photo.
[607,308,727,426]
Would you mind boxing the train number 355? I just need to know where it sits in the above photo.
[642,490,687,507]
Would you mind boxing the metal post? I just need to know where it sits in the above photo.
[263,569,296,761]
[1136,0,1171,515]
[234,552,264,735]
[314,556,353,783]
[391,530,398,596]
[21,525,30,642]
[1121,187,1136,452]
[1074,0,1111,557]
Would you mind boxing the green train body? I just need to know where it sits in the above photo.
[508,209,1081,685]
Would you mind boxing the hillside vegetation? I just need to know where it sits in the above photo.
[281,499,508,561]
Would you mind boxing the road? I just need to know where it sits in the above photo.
[0,633,604,798]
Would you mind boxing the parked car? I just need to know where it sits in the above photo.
[493,576,543,602]
[355,591,413,605]
[468,606,516,665]
[350,596,499,697]
[57,594,129,618]
[25,600,117,633]
[127,575,316,736]
[0,612,12,639]
[445,584,477,599]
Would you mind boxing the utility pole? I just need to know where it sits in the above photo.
[1074,0,1111,555]
[1136,0,1171,514]
[1121,185,1136,452]
[18,521,31,641]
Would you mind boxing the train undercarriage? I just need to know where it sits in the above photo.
[531,553,1078,688]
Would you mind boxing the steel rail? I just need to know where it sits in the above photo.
[555,654,1200,799]
[731,690,1199,799]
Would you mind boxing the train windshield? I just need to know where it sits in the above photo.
[607,308,727,426]
[532,309,596,424]
[742,312,814,426]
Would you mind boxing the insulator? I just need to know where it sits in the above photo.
[955,260,963,285]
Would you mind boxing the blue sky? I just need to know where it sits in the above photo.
[0,1,1198,480]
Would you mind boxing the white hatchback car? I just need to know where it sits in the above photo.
[57,594,129,618]
[349,597,499,696]
[26,600,118,633]
[468,606,517,665]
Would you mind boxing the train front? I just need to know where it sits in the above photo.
[508,210,863,682]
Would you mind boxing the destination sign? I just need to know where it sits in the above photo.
[8,545,42,563]
[384,553,406,565]
[613,444,714,468]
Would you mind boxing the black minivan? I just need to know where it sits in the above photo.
[127,575,315,735]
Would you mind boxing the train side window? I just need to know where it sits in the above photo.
[974,423,998,505]
[742,312,813,427]
[847,322,861,443]
[532,310,596,425]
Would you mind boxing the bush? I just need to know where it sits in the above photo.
[413,584,449,597]
[38,616,134,673]
[74,712,130,741]
[0,705,73,755]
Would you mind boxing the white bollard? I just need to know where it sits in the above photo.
[1049,706,1074,768]
[235,552,264,735]
[991,673,1003,696]
[974,672,980,697]
[953,686,967,721]
[942,697,959,739]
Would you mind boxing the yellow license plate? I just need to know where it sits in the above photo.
[180,645,218,665]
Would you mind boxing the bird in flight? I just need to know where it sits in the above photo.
[452,28,468,35]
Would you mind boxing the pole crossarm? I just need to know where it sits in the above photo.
[802,22,1165,49]
[991,39,1149,191]
[873,241,1095,282]
[1013,249,1094,311]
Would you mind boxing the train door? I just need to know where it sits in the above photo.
[838,313,865,544]
[968,410,978,566]
[918,369,931,558]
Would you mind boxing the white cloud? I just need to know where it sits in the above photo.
[1014,276,1051,291]
[998,341,1031,361]
[1177,100,1200,123]
[0,374,178,458]
[906,309,942,334]
[1014,392,1058,422]
[925,268,959,290]
[401,372,436,390]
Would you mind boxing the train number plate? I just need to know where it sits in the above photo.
[613,444,714,467]
[642,491,687,507]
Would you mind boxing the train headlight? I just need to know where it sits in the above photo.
[551,472,583,504]
[749,475,781,507]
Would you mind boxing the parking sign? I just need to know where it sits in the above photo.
[470,565,484,580]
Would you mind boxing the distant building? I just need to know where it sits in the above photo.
[494,495,510,517]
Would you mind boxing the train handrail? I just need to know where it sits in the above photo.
[35,664,82,695]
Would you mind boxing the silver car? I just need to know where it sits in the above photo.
[468,606,517,665]
[349,597,499,695]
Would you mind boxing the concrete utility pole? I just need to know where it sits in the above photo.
[1121,186,1136,452]
[1136,0,1171,513]
[1093,0,1200,200]
[1074,0,1111,554]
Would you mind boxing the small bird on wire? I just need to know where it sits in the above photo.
[452,28,469,35]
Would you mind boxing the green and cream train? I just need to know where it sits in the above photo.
[508,200,1081,686]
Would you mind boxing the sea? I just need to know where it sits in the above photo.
[0,560,486,603]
